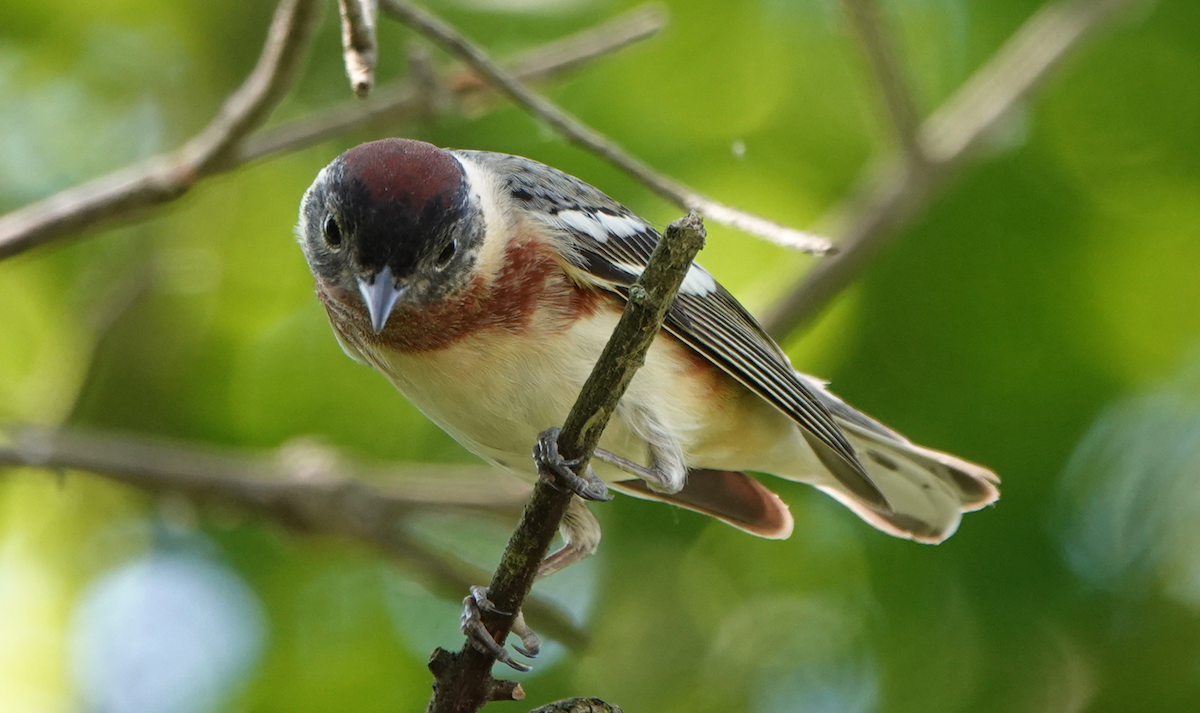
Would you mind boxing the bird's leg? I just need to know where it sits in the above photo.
[594,410,687,494]
[459,498,600,668]
[593,448,687,494]
[534,427,612,501]
[538,495,602,579]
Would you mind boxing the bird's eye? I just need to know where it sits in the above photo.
[323,214,343,248]
[435,239,457,269]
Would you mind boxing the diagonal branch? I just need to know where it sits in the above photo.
[0,425,588,651]
[379,0,832,255]
[0,4,666,262]
[840,0,923,161]
[918,0,1139,164]
[0,0,323,260]
[762,0,1148,339]
[425,214,707,712]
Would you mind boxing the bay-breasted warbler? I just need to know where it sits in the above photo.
[297,136,999,593]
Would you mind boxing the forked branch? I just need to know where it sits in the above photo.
[0,3,666,261]
[763,0,1147,338]
[0,0,323,260]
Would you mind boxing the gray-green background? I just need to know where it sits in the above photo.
[3,0,1199,711]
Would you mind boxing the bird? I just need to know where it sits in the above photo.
[296,138,999,664]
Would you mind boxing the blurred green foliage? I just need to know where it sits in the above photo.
[3,0,1200,711]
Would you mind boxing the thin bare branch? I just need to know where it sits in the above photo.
[0,0,322,261]
[407,42,452,119]
[0,4,664,262]
[425,214,705,713]
[184,0,323,173]
[339,0,379,97]
[379,0,832,255]
[0,426,524,514]
[918,0,1139,164]
[241,5,666,162]
[0,425,588,650]
[762,0,1147,338]
[840,0,924,161]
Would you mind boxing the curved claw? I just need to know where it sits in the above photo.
[461,591,532,672]
[469,585,511,616]
[510,611,541,659]
[460,586,543,672]
[534,428,613,502]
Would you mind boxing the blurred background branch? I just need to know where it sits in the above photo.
[0,426,524,517]
[379,0,832,254]
[839,0,924,162]
[0,424,589,651]
[0,0,1150,662]
[0,3,667,260]
[239,5,667,163]
[763,0,1148,338]
[0,0,324,260]
[0,0,1182,709]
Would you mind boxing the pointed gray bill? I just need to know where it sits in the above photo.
[357,266,405,334]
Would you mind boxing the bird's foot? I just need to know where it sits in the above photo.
[460,586,540,671]
[534,428,612,502]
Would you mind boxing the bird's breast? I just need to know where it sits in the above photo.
[320,237,612,464]
[364,295,628,470]
[319,237,604,353]
[320,237,794,479]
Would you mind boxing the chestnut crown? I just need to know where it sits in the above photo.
[298,139,484,331]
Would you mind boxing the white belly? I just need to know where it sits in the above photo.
[365,311,645,477]
[359,309,817,485]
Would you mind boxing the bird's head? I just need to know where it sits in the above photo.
[297,138,485,334]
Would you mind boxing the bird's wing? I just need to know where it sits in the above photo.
[459,150,885,508]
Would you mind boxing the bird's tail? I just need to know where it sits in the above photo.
[813,419,999,543]
[782,374,999,543]
[614,375,997,544]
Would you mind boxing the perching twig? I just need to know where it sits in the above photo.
[425,214,706,713]
[0,4,665,262]
[763,0,1147,338]
[339,0,379,97]
[379,0,832,255]
[0,425,588,651]
[0,0,322,260]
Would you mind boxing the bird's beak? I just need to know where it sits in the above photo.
[357,266,406,334]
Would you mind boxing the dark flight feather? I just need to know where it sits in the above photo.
[456,150,887,509]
